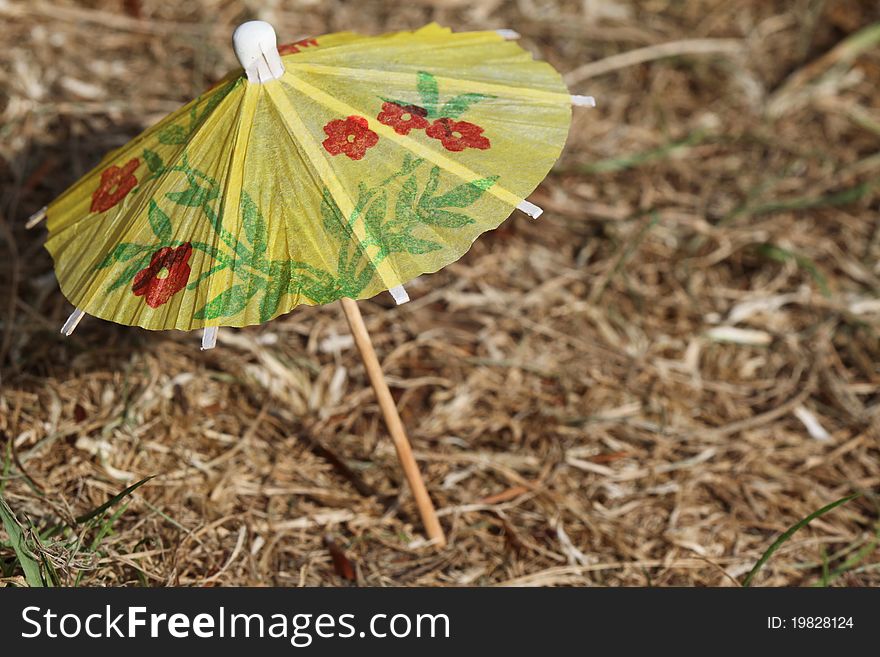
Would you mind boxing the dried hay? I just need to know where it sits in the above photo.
[1,0,879,587]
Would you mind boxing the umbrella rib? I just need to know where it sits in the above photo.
[165,83,251,331]
[204,82,259,326]
[288,62,573,105]
[280,72,525,209]
[146,82,248,330]
[263,82,405,292]
[262,97,336,311]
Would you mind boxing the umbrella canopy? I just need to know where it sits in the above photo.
[40,23,590,340]
[30,20,594,547]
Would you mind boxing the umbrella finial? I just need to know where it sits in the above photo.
[233,20,285,83]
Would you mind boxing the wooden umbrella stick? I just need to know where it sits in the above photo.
[340,297,446,548]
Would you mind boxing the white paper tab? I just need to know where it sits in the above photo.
[389,284,410,305]
[517,200,543,219]
[571,95,597,107]
[201,326,219,350]
[495,29,520,40]
[26,206,47,229]
[61,308,85,336]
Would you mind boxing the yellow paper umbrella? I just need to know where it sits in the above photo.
[30,21,594,547]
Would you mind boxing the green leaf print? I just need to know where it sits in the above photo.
[158,124,188,146]
[166,181,218,207]
[320,188,349,240]
[194,283,257,320]
[96,243,151,269]
[240,192,268,257]
[416,71,440,117]
[259,261,292,322]
[143,149,165,175]
[395,174,418,224]
[147,199,173,242]
[419,208,475,228]
[364,190,388,248]
[107,254,153,292]
[384,72,491,119]
[421,166,441,205]
[439,93,495,119]
[386,234,442,254]
[422,176,498,208]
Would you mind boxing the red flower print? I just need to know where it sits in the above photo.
[278,38,318,55]
[90,158,140,213]
[322,116,379,160]
[376,102,429,135]
[132,243,193,308]
[426,118,490,152]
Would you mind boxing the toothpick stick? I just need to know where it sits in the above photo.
[340,296,446,547]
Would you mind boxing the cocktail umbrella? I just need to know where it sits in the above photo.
[29,21,594,547]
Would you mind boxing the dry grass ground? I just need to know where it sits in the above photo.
[1,0,880,587]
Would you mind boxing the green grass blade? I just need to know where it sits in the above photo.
[89,503,130,551]
[75,476,154,525]
[0,492,45,587]
[743,493,859,587]
[819,548,830,587]
[755,243,830,296]
[577,131,708,174]
[748,180,876,218]
[811,525,880,587]
[74,503,131,587]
